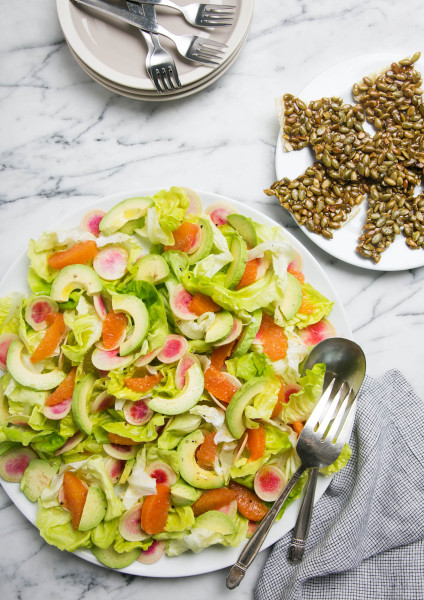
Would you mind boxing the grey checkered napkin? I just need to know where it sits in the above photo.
[255,370,424,600]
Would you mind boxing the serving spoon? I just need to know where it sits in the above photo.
[287,337,366,563]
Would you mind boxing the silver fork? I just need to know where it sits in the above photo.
[127,2,181,93]
[135,0,236,28]
[226,378,356,589]
[73,0,228,65]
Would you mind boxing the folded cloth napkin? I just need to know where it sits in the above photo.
[255,369,424,600]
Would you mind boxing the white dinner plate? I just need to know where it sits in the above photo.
[57,0,254,93]
[275,53,424,271]
[0,188,351,577]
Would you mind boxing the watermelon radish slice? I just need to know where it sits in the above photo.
[234,431,248,462]
[182,187,203,215]
[54,432,85,456]
[93,247,128,281]
[157,335,188,364]
[256,254,270,280]
[91,348,134,371]
[254,465,287,502]
[298,318,336,347]
[175,353,200,389]
[91,391,115,413]
[145,461,177,486]
[218,499,237,518]
[169,285,197,320]
[81,210,106,237]
[123,399,153,426]
[93,294,108,321]
[119,503,151,542]
[0,333,18,370]
[214,318,242,347]
[137,540,165,565]
[284,383,302,404]
[103,443,139,460]
[24,296,58,331]
[288,250,304,273]
[221,372,242,389]
[0,447,37,482]
[7,415,30,426]
[205,201,234,227]
[134,346,163,367]
[42,396,72,420]
[105,457,126,484]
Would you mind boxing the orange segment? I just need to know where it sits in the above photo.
[48,241,98,270]
[210,340,236,371]
[291,421,304,436]
[123,373,163,394]
[298,288,315,314]
[188,293,220,316]
[287,263,305,284]
[235,259,258,290]
[257,313,288,361]
[107,433,140,446]
[45,367,77,407]
[164,222,200,253]
[102,311,127,350]
[246,426,266,462]
[228,481,268,521]
[62,471,88,530]
[30,312,66,364]
[204,366,238,404]
[192,488,238,517]
[196,432,217,470]
[141,483,171,535]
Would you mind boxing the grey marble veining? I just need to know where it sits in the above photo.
[1,0,424,598]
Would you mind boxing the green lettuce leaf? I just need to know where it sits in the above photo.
[28,239,57,283]
[280,363,325,424]
[0,293,23,336]
[114,531,152,553]
[320,443,351,475]
[165,507,195,533]
[36,504,92,551]
[102,413,165,444]
[157,412,202,450]
[84,457,123,521]
[288,283,334,329]
[146,446,179,474]
[62,308,103,363]
[91,517,119,549]
[226,352,274,382]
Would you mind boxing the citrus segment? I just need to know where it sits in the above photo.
[246,426,266,462]
[102,311,127,350]
[188,293,220,316]
[210,341,236,371]
[235,259,258,290]
[45,367,77,407]
[291,421,304,435]
[164,222,200,253]
[287,263,305,284]
[107,433,140,446]
[141,483,171,535]
[204,366,238,404]
[192,488,237,517]
[123,373,163,394]
[30,312,66,364]
[228,481,268,521]
[62,471,88,530]
[48,241,98,270]
[256,313,288,361]
[196,431,217,470]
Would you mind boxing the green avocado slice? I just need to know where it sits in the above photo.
[177,429,225,489]
[225,377,268,439]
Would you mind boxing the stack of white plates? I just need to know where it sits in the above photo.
[57,0,254,100]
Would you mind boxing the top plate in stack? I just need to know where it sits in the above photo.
[57,0,254,100]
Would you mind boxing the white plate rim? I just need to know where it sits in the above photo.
[0,187,352,577]
[56,0,254,91]
[275,52,424,272]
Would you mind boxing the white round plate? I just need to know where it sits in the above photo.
[57,0,254,92]
[275,53,424,271]
[0,188,351,577]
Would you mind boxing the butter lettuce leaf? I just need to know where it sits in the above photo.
[280,363,325,424]
[36,504,92,552]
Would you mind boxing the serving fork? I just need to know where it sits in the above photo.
[134,0,235,28]
[226,373,358,589]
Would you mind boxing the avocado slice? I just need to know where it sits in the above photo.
[72,373,96,435]
[20,459,59,502]
[50,265,102,302]
[280,273,303,320]
[6,339,65,391]
[225,377,268,439]
[111,294,149,356]
[232,309,262,358]
[188,217,213,264]
[170,480,201,506]
[205,311,234,344]
[227,214,258,248]
[99,196,153,236]
[134,254,170,285]
[225,236,247,290]
[177,429,225,489]
[78,486,107,531]
[92,544,140,569]
[148,363,204,416]
[195,510,237,535]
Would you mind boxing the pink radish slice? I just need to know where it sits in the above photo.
[81,210,106,237]
[221,372,242,389]
[0,333,18,370]
[218,499,238,518]
[0,447,37,483]
[24,296,58,331]
[247,520,258,538]
[91,391,115,413]
[214,318,243,347]
[7,415,30,426]
[182,187,203,215]
[92,348,134,371]
[105,457,126,484]
[175,354,199,389]
[145,461,177,486]
[124,399,153,426]
[288,250,303,273]
[103,443,139,460]
[254,465,287,502]
[284,384,302,404]
[235,431,248,462]
[43,397,72,420]
[298,318,336,347]
[93,247,128,281]
[205,201,234,227]
[119,503,150,542]
[157,335,188,364]
[137,540,165,564]
[169,285,197,320]
[135,346,163,367]
[93,294,108,321]
[256,255,270,280]
[54,432,85,456]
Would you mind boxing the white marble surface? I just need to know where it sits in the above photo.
[1,0,424,598]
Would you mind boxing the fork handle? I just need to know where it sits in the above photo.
[287,467,318,563]
[226,465,306,590]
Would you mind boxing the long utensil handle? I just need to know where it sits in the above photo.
[287,467,318,563]
[226,466,306,590]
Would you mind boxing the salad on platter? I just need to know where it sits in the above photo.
[0,186,350,570]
